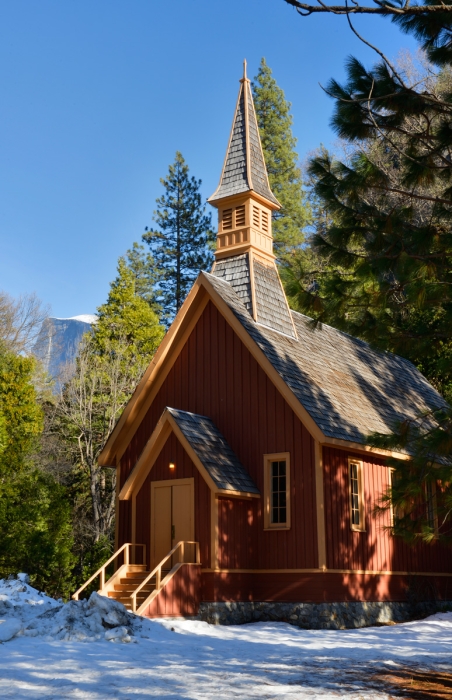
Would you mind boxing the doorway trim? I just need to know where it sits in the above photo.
[150,477,195,568]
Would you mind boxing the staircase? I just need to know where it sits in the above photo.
[106,565,170,610]
[72,541,200,616]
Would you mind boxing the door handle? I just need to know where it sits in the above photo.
[171,525,175,540]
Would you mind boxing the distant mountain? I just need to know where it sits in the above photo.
[33,315,97,384]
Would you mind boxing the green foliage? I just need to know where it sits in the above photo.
[287,17,452,541]
[124,242,161,312]
[93,257,165,360]
[252,58,310,259]
[0,350,74,598]
[0,468,75,598]
[143,151,214,321]
[0,352,43,469]
[51,255,165,590]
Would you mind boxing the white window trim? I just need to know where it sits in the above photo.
[263,452,291,531]
[348,458,365,532]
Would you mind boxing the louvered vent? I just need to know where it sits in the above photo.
[252,206,260,228]
[235,205,245,227]
[222,209,233,230]
[261,211,269,233]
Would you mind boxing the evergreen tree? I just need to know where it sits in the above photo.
[51,257,165,584]
[93,257,164,361]
[252,58,310,259]
[143,152,214,321]
[124,242,161,312]
[0,350,74,598]
[287,24,452,541]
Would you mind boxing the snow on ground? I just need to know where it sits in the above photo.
[0,576,451,699]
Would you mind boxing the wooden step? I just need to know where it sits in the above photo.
[114,582,156,593]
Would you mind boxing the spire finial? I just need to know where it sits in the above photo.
[243,58,247,81]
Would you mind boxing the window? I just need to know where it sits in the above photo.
[425,480,438,534]
[263,453,290,530]
[348,458,365,531]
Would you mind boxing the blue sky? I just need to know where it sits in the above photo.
[0,0,418,318]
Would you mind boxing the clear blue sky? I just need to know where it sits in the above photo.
[0,0,417,318]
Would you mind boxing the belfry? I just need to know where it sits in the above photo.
[209,60,297,339]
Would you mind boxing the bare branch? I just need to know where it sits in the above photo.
[284,0,452,15]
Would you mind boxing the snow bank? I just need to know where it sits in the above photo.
[0,576,141,643]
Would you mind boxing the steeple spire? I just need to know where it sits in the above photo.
[208,64,280,209]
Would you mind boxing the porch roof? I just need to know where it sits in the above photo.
[167,408,259,495]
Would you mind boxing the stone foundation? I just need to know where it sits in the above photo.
[197,600,452,629]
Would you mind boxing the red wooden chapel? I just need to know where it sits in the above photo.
[76,63,452,626]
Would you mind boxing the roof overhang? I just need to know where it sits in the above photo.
[119,407,260,501]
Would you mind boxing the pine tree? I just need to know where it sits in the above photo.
[252,58,310,259]
[124,242,161,312]
[143,151,214,321]
[93,257,164,361]
[287,29,452,541]
[0,349,74,598]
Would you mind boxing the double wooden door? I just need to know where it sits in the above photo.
[151,478,194,568]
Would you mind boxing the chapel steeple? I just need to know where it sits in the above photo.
[210,63,297,340]
[208,60,281,262]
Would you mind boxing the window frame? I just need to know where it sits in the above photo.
[425,479,439,536]
[263,452,291,531]
[348,458,365,532]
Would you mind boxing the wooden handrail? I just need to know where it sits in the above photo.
[131,540,200,613]
[72,543,146,601]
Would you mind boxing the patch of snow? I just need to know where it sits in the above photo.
[0,619,22,642]
[54,314,97,324]
[0,576,451,698]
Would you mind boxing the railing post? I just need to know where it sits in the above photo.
[156,567,161,591]
[125,544,129,566]
[196,542,200,564]
[180,541,185,563]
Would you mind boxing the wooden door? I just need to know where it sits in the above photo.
[153,484,172,566]
[151,478,194,568]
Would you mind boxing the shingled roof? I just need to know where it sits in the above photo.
[209,72,280,207]
[203,271,448,450]
[167,408,260,495]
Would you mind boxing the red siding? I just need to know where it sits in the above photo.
[201,571,452,603]
[119,301,318,570]
[323,447,451,574]
[141,564,201,617]
[135,432,211,570]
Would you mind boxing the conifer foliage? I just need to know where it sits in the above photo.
[288,11,452,542]
[0,350,74,598]
[143,152,214,321]
[252,58,310,259]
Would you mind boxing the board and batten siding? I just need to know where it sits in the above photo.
[323,447,451,574]
[118,300,318,570]
[135,432,211,570]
